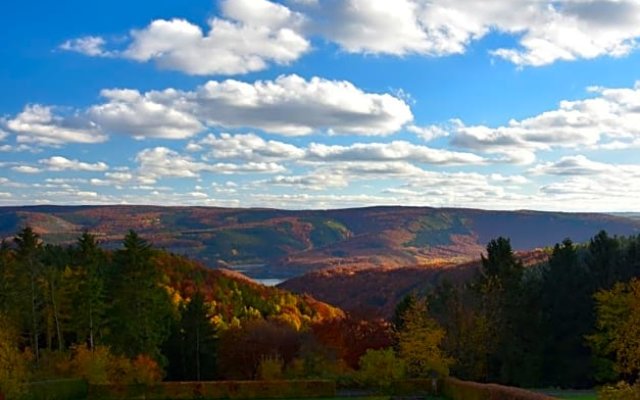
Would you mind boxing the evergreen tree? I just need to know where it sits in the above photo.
[474,237,526,384]
[69,232,108,349]
[541,239,593,387]
[14,227,44,365]
[108,230,172,361]
[165,291,217,381]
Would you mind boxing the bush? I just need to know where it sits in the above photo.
[599,381,640,400]
[257,356,284,380]
[356,348,406,390]
[0,321,29,399]
[67,346,162,385]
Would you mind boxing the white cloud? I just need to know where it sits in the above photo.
[531,155,640,176]
[190,74,413,135]
[39,156,109,172]
[89,89,204,139]
[305,140,485,165]
[449,81,640,163]
[59,36,111,57]
[61,75,411,139]
[12,165,42,174]
[302,0,640,66]
[61,1,640,70]
[195,132,305,160]
[407,124,449,141]
[121,0,309,75]
[135,146,285,182]
[4,105,106,145]
[261,172,348,190]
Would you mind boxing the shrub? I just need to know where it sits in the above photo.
[257,356,284,380]
[69,346,110,384]
[599,381,640,400]
[0,320,29,399]
[67,346,162,385]
[356,348,406,390]
[130,355,163,385]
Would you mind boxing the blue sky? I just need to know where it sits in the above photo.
[2,0,640,210]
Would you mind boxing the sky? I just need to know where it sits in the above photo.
[2,0,640,211]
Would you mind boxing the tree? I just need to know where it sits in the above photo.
[473,237,527,383]
[589,278,640,382]
[541,239,593,387]
[69,232,107,350]
[357,348,406,390]
[0,315,29,400]
[164,291,217,381]
[108,231,172,361]
[396,298,452,378]
[14,227,44,364]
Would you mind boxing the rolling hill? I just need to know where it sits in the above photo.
[1,205,639,280]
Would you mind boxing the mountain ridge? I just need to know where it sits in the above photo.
[1,205,639,280]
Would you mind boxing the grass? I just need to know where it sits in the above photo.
[536,390,597,400]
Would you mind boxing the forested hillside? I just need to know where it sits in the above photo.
[1,205,639,278]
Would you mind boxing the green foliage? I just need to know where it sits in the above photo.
[406,213,469,247]
[108,230,173,361]
[589,278,640,381]
[357,348,406,390]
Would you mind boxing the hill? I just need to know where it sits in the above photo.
[1,205,639,280]
[279,250,549,318]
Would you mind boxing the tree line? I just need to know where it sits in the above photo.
[411,231,640,391]
[0,227,411,397]
[2,226,640,398]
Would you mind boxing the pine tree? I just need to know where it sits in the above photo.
[108,230,172,361]
[14,227,44,365]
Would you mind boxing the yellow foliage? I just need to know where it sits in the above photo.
[397,298,453,378]
[66,345,163,385]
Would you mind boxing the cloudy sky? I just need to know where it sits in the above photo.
[2,0,640,210]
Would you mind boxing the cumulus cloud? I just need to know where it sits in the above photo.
[301,0,640,66]
[88,89,204,139]
[190,75,413,135]
[39,156,109,172]
[121,0,308,75]
[4,105,106,145]
[135,146,285,183]
[90,75,412,136]
[262,172,348,190]
[531,155,640,176]
[6,75,411,141]
[194,133,305,160]
[61,1,640,70]
[448,81,640,163]
[305,140,485,165]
